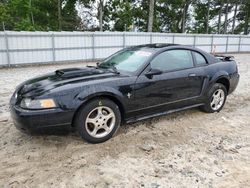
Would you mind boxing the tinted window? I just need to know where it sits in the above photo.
[194,52,207,65]
[151,50,193,72]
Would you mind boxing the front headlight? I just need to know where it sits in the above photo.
[20,98,56,109]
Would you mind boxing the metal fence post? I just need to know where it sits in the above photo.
[211,35,214,53]
[172,35,175,44]
[92,33,95,60]
[4,31,10,67]
[225,35,229,53]
[123,32,126,48]
[193,35,196,47]
[238,35,241,52]
[150,33,153,44]
[51,33,56,63]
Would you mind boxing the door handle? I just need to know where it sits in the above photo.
[188,73,196,77]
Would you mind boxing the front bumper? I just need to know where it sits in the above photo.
[10,104,74,133]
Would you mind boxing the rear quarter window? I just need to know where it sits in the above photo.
[193,52,207,65]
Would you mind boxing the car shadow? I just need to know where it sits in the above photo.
[14,107,203,145]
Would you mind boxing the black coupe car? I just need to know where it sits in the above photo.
[10,44,239,143]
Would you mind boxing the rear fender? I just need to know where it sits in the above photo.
[207,71,230,92]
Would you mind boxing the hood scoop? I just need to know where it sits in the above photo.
[55,68,103,78]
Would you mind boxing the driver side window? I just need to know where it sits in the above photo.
[151,50,194,72]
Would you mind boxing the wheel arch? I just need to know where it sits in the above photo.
[71,92,126,127]
[215,76,230,94]
[209,71,230,94]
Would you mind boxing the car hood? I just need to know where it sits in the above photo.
[17,67,119,97]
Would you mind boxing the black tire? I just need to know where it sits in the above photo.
[75,98,121,144]
[201,83,227,113]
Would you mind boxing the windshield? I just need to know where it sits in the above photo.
[98,49,152,73]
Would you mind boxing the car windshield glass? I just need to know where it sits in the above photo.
[98,49,152,73]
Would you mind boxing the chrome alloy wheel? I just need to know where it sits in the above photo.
[210,89,225,111]
[85,106,116,138]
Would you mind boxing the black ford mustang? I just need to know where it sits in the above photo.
[10,44,239,143]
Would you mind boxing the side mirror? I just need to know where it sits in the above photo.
[145,68,162,79]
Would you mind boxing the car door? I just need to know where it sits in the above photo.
[131,49,206,115]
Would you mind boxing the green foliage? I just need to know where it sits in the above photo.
[0,0,249,34]
[235,1,250,34]
[0,2,10,29]
[105,0,134,31]
[0,0,80,31]
[192,0,216,33]
[31,0,59,31]
[62,0,81,30]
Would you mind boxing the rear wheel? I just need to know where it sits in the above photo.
[75,98,121,143]
[201,83,227,113]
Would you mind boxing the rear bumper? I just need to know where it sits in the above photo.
[10,104,74,133]
[228,72,240,94]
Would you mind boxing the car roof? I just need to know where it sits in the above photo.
[136,43,179,48]
[128,43,180,51]
[127,43,218,64]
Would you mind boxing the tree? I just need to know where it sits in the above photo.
[7,0,37,30]
[0,0,249,34]
[217,1,223,34]
[98,0,104,31]
[192,0,218,34]
[0,2,11,30]
[154,0,190,33]
[58,0,62,31]
[223,0,229,34]
[243,1,250,34]
[205,0,210,33]
[62,0,81,30]
[133,0,149,31]
[32,0,59,31]
[181,0,191,33]
[78,0,106,31]
[231,2,238,33]
[104,0,134,31]
[236,0,250,34]
[147,0,155,32]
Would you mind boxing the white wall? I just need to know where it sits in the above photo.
[0,31,249,66]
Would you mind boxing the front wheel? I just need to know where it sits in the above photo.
[75,98,121,144]
[201,83,227,113]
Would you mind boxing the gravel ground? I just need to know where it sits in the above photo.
[0,54,250,188]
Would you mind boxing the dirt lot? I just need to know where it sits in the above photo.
[0,54,250,188]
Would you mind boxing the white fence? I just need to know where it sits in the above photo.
[0,31,250,66]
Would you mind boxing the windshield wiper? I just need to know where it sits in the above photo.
[108,65,120,74]
[86,65,96,68]
[97,62,120,74]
